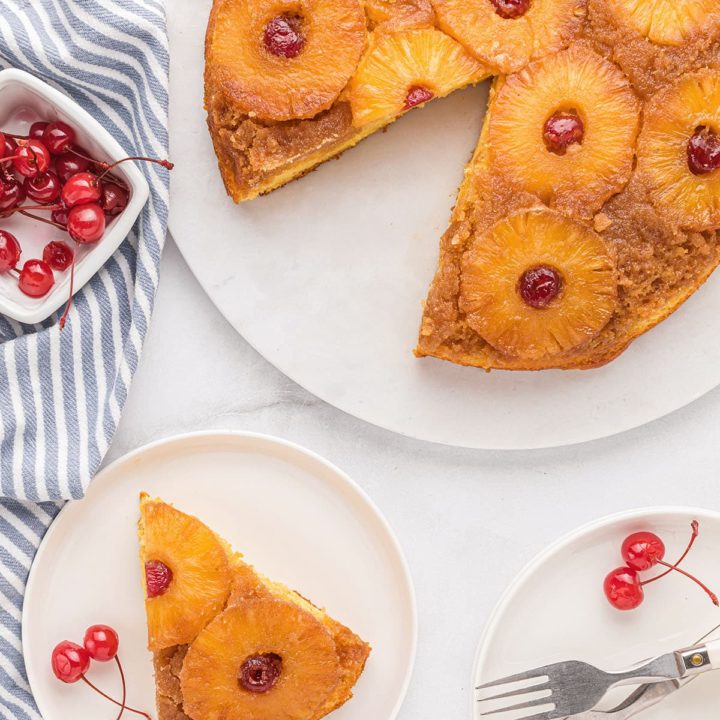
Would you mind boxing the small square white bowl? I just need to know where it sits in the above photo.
[0,68,150,324]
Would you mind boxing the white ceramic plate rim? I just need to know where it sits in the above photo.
[0,68,150,324]
[470,505,720,719]
[22,429,418,720]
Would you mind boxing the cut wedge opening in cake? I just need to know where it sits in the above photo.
[204,0,720,371]
[138,494,371,720]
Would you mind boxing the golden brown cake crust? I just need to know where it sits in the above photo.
[416,8,720,370]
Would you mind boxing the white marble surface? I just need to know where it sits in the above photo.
[108,236,720,720]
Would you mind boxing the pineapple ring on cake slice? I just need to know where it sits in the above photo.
[349,28,486,127]
[431,0,584,74]
[205,0,366,122]
[637,70,720,231]
[605,0,720,46]
[460,210,617,360]
[180,598,341,720]
[488,45,640,217]
[139,495,232,651]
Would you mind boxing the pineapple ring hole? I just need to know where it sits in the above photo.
[239,653,283,694]
[262,13,307,59]
[518,265,564,309]
[542,108,585,156]
[488,0,532,20]
[687,125,720,176]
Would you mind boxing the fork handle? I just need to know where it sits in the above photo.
[677,638,720,675]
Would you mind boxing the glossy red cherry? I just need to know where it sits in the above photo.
[100,181,129,216]
[55,150,91,183]
[145,560,173,598]
[2,134,17,160]
[83,624,119,662]
[25,171,62,204]
[43,120,76,155]
[490,0,531,19]
[0,231,21,272]
[404,86,434,110]
[62,172,102,208]
[622,531,665,572]
[543,111,584,155]
[51,641,90,683]
[604,567,643,611]
[263,15,305,58]
[51,206,70,227]
[18,259,54,298]
[0,175,26,214]
[67,203,106,244]
[687,126,720,176]
[43,241,74,271]
[13,139,51,178]
[29,121,49,141]
[519,266,563,308]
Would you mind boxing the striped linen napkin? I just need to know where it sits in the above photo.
[0,2,170,717]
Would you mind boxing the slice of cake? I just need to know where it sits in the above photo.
[416,3,720,370]
[138,494,371,720]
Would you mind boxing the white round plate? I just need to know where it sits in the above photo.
[23,431,417,720]
[473,507,720,720]
[168,2,720,449]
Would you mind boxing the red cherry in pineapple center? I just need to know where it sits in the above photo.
[519,265,563,309]
[145,559,173,598]
[239,653,283,693]
[490,0,531,19]
[51,641,90,683]
[622,531,665,571]
[543,110,584,155]
[687,125,720,176]
[404,86,434,110]
[263,14,305,58]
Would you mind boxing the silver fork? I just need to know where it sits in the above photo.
[476,638,720,720]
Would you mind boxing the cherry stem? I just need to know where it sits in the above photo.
[114,656,126,720]
[59,255,75,330]
[19,210,67,231]
[5,203,63,215]
[80,662,152,720]
[98,156,173,180]
[69,146,100,164]
[643,520,699,586]
[652,560,719,606]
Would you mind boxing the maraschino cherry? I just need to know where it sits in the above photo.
[604,521,718,611]
[51,624,152,719]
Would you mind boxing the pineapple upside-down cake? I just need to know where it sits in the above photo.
[138,495,370,720]
[205,0,720,370]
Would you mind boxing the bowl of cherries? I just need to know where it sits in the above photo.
[0,68,171,325]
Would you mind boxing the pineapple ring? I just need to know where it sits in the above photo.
[180,599,341,720]
[488,45,640,218]
[460,210,617,360]
[349,28,486,127]
[431,0,584,74]
[206,0,366,122]
[637,70,720,231]
[605,0,720,46]
[140,496,232,651]
[363,0,435,31]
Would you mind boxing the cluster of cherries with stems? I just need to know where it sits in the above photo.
[51,624,152,720]
[0,119,172,327]
[604,521,719,611]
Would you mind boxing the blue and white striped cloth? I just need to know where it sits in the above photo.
[0,2,170,717]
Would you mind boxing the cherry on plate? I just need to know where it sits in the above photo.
[51,641,90,683]
[83,624,119,662]
[18,259,54,298]
[67,203,106,244]
[43,241,74,271]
